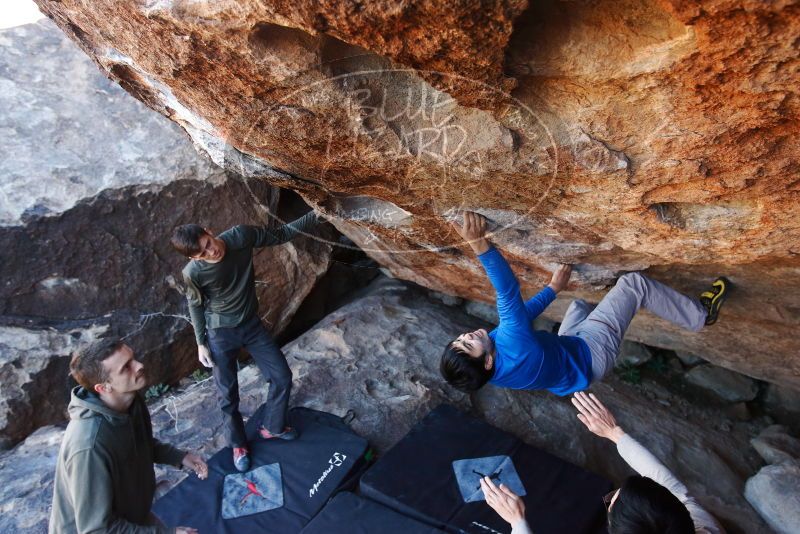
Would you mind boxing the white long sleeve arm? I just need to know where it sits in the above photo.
[511,519,533,534]
[616,434,725,534]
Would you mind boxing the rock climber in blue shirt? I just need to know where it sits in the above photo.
[441,211,729,396]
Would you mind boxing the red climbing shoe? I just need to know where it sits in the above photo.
[258,426,298,441]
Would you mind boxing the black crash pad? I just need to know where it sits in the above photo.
[153,406,368,533]
[359,404,612,534]
[299,492,444,534]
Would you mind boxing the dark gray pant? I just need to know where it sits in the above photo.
[208,315,292,447]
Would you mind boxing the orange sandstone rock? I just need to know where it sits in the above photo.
[34,0,800,388]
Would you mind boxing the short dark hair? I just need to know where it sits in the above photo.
[70,337,126,391]
[171,224,207,257]
[440,341,493,392]
[609,476,694,534]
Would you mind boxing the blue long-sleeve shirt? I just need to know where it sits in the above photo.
[479,247,593,396]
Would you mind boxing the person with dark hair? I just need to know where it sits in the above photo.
[481,392,724,533]
[572,391,724,533]
[441,211,575,394]
[170,223,207,257]
[442,211,729,395]
[172,211,321,472]
[50,338,207,534]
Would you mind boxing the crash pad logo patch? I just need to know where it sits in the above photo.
[452,455,526,503]
[221,463,283,519]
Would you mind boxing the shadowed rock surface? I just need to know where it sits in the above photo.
[751,425,800,466]
[0,20,332,447]
[764,384,800,431]
[284,277,477,451]
[686,364,760,403]
[31,0,800,390]
[0,426,63,533]
[0,325,107,450]
[0,278,772,532]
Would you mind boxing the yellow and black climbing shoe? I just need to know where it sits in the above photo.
[700,277,730,326]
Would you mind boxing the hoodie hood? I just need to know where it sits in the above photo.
[68,386,130,426]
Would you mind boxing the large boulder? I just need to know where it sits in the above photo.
[0,20,332,447]
[751,425,800,466]
[0,325,107,450]
[616,340,654,368]
[685,364,760,403]
[746,425,800,533]
[764,384,800,430]
[675,350,706,367]
[30,0,800,390]
[745,462,800,534]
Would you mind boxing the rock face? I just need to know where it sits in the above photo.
[616,340,653,368]
[0,20,332,447]
[685,364,760,403]
[751,425,800,466]
[284,278,479,451]
[745,425,800,534]
[31,0,800,391]
[764,384,800,430]
[0,325,107,450]
[675,350,706,367]
[0,278,770,533]
[746,462,800,534]
[0,426,63,533]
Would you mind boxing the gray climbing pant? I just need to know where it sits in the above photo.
[558,272,707,382]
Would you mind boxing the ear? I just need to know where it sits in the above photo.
[484,354,493,370]
[93,383,107,394]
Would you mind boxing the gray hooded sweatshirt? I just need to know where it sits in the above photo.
[49,387,186,534]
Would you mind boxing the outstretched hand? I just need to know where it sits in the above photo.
[450,211,490,255]
[548,264,572,293]
[480,476,527,527]
[571,391,626,443]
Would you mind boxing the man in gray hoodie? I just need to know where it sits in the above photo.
[49,337,208,534]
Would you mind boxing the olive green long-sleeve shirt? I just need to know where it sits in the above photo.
[182,212,320,346]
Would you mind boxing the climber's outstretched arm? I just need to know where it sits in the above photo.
[450,212,527,328]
